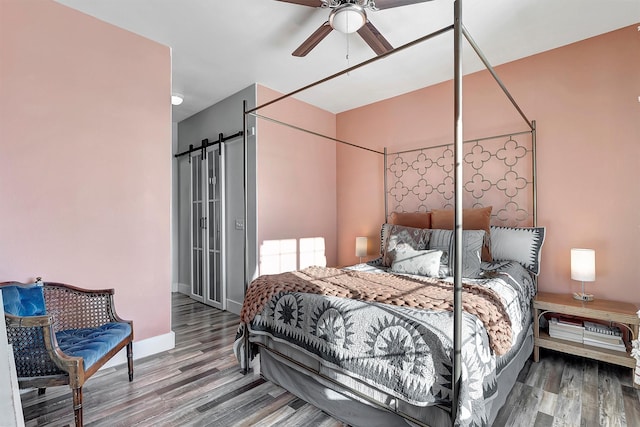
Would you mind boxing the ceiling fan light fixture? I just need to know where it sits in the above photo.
[329,4,366,34]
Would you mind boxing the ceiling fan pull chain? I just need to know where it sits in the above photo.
[346,31,351,74]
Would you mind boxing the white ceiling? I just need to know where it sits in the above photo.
[55,0,639,123]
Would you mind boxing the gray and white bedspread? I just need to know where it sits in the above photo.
[234,261,535,427]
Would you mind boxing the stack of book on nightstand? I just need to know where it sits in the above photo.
[548,316,584,343]
[582,321,626,352]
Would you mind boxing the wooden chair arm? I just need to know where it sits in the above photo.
[5,313,84,387]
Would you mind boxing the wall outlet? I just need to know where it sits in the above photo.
[235,219,244,230]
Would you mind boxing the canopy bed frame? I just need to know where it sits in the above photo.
[239,0,537,425]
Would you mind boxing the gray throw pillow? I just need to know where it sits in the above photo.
[428,229,485,278]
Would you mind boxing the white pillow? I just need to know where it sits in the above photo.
[490,226,546,275]
[391,244,442,277]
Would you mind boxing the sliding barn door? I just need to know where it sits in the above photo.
[190,145,226,310]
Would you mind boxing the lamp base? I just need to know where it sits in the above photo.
[573,292,594,302]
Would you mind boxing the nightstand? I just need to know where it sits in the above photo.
[534,292,639,385]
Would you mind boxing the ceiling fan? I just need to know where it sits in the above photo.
[278,0,432,57]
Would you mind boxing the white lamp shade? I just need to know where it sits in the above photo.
[330,5,366,34]
[355,237,368,257]
[571,248,595,282]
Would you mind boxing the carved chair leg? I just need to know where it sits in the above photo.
[72,387,83,427]
[127,341,134,382]
[38,388,46,395]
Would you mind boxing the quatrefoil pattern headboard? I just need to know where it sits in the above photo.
[385,131,535,227]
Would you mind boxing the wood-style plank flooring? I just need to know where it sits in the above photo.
[20,293,640,426]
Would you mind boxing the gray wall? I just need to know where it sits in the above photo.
[176,84,257,314]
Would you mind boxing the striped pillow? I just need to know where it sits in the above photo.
[429,229,485,278]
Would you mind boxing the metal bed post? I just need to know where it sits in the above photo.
[452,0,463,423]
[462,26,533,130]
[248,113,382,156]
[384,147,388,222]
[245,26,453,116]
[532,120,537,227]
[242,99,250,374]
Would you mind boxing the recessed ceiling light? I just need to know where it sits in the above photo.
[171,94,184,106]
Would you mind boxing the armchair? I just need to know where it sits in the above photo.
[1,280,134,426]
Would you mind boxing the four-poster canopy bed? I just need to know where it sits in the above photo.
[235,1,543,425]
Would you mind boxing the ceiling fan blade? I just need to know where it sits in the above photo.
[357,21,393,56]
[292,22,333,57]
[275,0,324,7]
[371,0,433,10]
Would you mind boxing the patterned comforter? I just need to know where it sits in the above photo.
[234,261,535,427]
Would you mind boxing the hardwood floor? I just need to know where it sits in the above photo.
[20,293,640,427]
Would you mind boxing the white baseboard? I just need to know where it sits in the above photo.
[100,330,175,370]
[226,299,242,316]
[176,282,190,295]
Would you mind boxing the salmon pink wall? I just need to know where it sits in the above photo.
[257,85,337,271]
[336,26,640,306]
[0,0,172,340]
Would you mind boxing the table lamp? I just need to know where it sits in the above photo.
[571,248,595,301]
[355,237,367,264]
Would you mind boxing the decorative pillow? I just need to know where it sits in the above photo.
[391,244,442,277]
[382,224,431,267]
[428,229,485,278]
[490,226,546,275]
[1,283,46,316]
[431,206,493,262]
[390,211,432,229]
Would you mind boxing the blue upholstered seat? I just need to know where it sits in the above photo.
[56,323,132,370]
[1,283,46,316]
